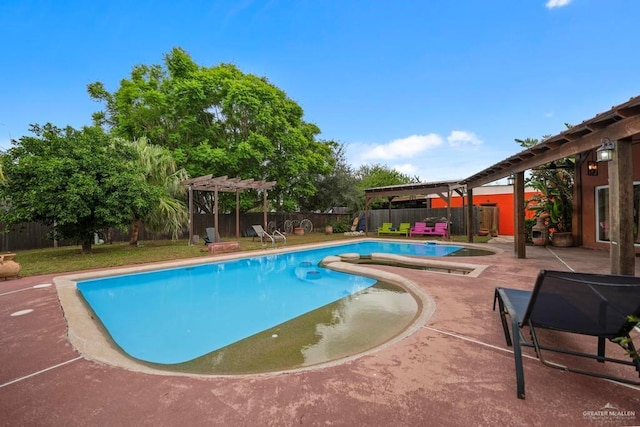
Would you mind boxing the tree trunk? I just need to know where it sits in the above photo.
[130,218,141,246]
[81,240,92,254]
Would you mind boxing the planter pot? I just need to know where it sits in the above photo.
[552,232,574,248]
[0,253,21,280]
[294,227,305,236]
[478,228,490,236]
[325,225,333,235]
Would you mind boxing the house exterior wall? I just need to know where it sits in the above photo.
[429,185,539,236]
[578,144,640,252]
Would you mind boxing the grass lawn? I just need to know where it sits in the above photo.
[10,233,492,277]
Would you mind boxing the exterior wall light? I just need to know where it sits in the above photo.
[507,174,515,186]
[596,137,615,162]
[587,161,598,176]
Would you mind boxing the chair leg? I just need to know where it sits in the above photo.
[597,336,606,363]
[512,317,525,399]
[627,340,640,374]
[493,290,513,346]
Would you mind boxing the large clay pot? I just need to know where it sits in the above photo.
[552,232,574,247]
[294,227,305,236]
[325,225,333,235]
[0,253,21,279]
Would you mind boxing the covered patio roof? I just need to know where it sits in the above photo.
[181,175,276,243]
[361,95,640,274]
[461,95,640,188]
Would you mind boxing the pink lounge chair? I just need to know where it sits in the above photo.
[410,222,428,236]
[426,222,448,237]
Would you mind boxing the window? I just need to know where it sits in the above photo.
[595,183,640,243]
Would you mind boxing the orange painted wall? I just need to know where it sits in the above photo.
[430,191,539,236]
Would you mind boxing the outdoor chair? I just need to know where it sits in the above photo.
[252,224,286,247]
[203,227,221,244]
[493,269,640,399]
[377,222,394,236]
[409,222,428,236]
[425,222,447,237]
[391,222,411,237]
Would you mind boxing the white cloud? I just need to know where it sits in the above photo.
[359,134,443,161]
[447,130,483,149]
[546,0,571,9]
[393,163,419,177]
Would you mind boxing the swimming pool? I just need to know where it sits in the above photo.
[77,241,463,368]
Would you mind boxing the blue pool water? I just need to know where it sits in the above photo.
[78,241,462,364]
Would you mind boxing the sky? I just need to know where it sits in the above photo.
[1,0,639,184]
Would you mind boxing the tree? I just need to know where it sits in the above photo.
[354,164,418,210]
[298,143,358,212]
[0,124,154,253]
[129,137,189,246]
[88,47,334,212]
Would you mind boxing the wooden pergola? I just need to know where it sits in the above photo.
[181,175,276,245]
[364,180,465,236]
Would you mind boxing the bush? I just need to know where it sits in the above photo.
[329,219,352,233]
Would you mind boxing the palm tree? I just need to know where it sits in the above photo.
[129,137,189,246]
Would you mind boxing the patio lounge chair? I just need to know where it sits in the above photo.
[493,269,640,399]
[410,222,428,236]
[203,227,221,244]
[390,222,411,237]
[425,222,447,237]
[252,224,286,247]
[377,222,394,236]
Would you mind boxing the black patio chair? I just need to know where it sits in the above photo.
[203,227,221,244]
[493,269,640,399]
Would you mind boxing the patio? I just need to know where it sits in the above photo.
[1,239,639,426]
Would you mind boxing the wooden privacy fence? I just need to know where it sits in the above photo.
[0,212,352,252]
[1,207,487,251]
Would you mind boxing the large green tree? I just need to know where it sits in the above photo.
[0,124,154,253]
[88,47,334,212]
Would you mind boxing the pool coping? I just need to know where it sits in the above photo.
[53,238,497,377]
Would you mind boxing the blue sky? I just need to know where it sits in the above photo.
[1,0,639,183]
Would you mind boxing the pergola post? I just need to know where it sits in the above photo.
[263,190,268,229]
[609,139,635,275]
[235,190,240,239]
[446,188,451,239]
[466,188,474,243]
[188,185,193,246]
[514,171,526,259]
[214,187,219,240]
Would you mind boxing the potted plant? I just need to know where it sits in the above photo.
[526,163,574,247]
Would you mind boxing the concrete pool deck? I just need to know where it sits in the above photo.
[1,238,639,426]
